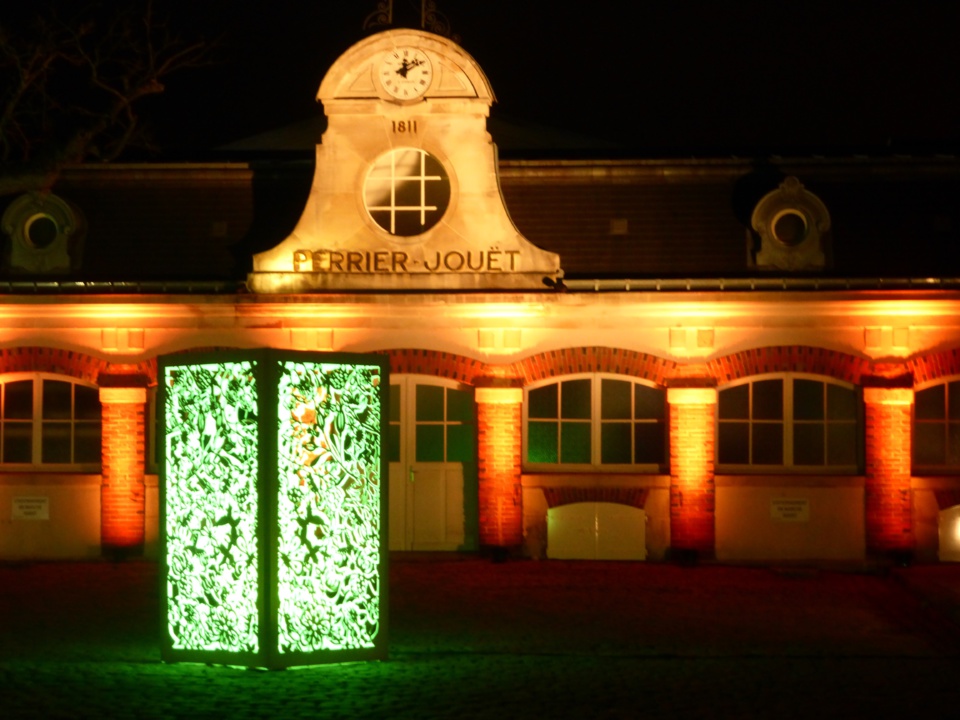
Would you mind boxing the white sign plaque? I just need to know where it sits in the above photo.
[770,498,809,522]
[13,496,49,520]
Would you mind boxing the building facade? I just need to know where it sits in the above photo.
[3,30,960,563]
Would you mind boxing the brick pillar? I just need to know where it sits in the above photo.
[475,386,523,548]
[667,386,717,558]
[99,383,148,555]
[863,383,914,556]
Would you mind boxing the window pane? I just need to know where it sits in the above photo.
[527,421,558,463]
[387,424,400,463]
[793,380,824,420]
[793,423,825,465]
[601,379,631,420]
[394,178,421,207]
[416,385,444,422]
[415,424,444,462]
[600,422,631,463]
[950,382,960,421]
[42,422,72,463]
[74,422,102,464]
[389,384,401,423]
[561,380,591,420]
[752,423,783,464]
[634,384,664,420]
[752,380,783,420]
[827,422,858,466]
[446,424,474,463]
[718,422,749,464]
[914,424,945,465]
[74,385,101,421]
[4,380,33,420]
[634,422,665,465]
[949,423,960,466]
[528,384,557,419]
[43,380,73,420]
[916,385,945,420]
[827,384,857,421]
[560,421,591,463]
[2,421,32,462]
[719,384,749,420]
[446,388,473,423]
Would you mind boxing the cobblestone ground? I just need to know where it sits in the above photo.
[2,558,960,719]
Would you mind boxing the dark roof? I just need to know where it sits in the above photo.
[501,157,960,279]
[2,155,958,287]
[216,113,619,156]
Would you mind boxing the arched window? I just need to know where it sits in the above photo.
[717,374,860,471]
[524,374,666,471]
[0,375,101,468]
[914,378,960,472]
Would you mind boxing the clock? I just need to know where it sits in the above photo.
[379,47,432,100]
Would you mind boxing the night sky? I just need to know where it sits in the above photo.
[20,1,960,157]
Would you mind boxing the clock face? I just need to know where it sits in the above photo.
[379,48,432,100]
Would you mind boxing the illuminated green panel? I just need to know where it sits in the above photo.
[276,362,383,653]
[164,362,260,653]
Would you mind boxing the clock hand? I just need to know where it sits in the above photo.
[395,58,425,79]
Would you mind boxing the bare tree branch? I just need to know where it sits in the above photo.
[0,1,214,196]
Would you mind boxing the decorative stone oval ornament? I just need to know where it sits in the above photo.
[1,192,81,274]
[751,176,831,271]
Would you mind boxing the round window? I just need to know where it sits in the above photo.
[772,210,808,247]
[363,148,451,237]
[25,214,60,249]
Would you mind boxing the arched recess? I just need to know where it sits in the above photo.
[384,347,680,387]
[707,346,873,385]
[508,347,677,386]
[386,349,486,385]
[0,347,156,384]
[936,497,960,562]
[0,348,156,559]
[909,349,960,386]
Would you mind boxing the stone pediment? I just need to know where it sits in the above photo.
[248,29,562,293]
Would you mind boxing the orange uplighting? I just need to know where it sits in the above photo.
[863,386,913,553]
[475,387,523,547]
[668,387,717,555]
[99,386,147,551]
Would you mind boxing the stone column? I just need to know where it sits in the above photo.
[863,382,914,557]
[475,385,523,549]
[667,385,718,559]
[99,381,148,555]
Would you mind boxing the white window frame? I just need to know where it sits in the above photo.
[0,372,102,471]
[913,376,960,474]
[389,375,475,466]
[523,373,666,472]
[716,372,861,474]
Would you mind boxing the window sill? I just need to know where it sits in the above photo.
[715,474,865,488]
[521,472,670,489]
[912,475,960,489]
[0,472,103,486]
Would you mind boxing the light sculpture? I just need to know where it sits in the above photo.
[159,351,388,668]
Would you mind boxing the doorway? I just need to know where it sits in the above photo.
[388,376,477,551]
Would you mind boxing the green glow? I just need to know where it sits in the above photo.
[276,362,383,653]
[164,362,260,653]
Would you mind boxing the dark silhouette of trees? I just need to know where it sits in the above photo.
[1,1,211,196]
